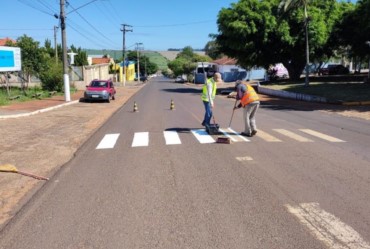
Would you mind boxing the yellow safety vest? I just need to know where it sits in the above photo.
[240,84,259,107]
[201,78,217,102]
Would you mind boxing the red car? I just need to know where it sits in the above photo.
[84,79,116,103]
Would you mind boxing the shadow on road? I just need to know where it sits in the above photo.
[165,127,199,133]
[162,88,201,94]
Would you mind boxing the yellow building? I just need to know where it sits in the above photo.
[120,61,136,82]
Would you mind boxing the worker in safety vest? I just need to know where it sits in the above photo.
[201,70,222,127]
[234,80,260,137]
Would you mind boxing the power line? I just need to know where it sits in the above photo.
[37,0,58,13]
[66,2,119,49]
[67,20,119,50]
[66,0,99,15]
[0,28,53,31]
[17,0,56,17]
[134,20,215,28]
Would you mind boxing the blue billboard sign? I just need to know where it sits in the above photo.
[0,46,21,72]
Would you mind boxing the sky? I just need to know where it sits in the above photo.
[1,0,358,52]
[0,0,238,51]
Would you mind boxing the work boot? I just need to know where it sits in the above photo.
[241,132,251,137]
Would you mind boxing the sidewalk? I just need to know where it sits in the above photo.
[0,91,84,119]
[0,82,145,229]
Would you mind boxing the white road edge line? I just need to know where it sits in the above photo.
[286,202,370,249]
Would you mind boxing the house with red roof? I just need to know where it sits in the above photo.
[91,57,112,65]
[0,37,16,46]
[212,56,247,82]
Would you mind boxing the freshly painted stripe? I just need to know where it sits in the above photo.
[132,132,149,147]
[286,203,370,249]
[219,128,238,142]
[256,129,282,142]
[236,156,253,161]
[191,129,215,144]
[96,134,120,149]
[163,131,181,145]
[274,129,313,142]
[299,129,345,142]
[227,127,250,142]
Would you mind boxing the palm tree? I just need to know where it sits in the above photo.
[279,0,311,86]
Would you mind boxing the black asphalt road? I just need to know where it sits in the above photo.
[1,77,369,248]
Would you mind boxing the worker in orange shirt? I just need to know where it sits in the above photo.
[233,80,260,137]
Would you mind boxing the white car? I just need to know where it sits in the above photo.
[175,76,185,83]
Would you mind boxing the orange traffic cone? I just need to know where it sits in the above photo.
[170,99,175,110]
[133,101,138,112]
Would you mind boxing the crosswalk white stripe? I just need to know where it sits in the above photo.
[227,127,250,142]
[273,129,313,142]
[256,129,282,142]
[299,129,345,142]
[96,134,120,149]
[132,132,149,147]
[236,156,253,161]
[286,203,370,249]
[191,129,215,144]
[163,131,182,145]
[219,128,238,142]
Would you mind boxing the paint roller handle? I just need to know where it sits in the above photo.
[228,98,238,128]
[18,171,49,181]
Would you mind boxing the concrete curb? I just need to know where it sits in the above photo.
[0,100,79,120]
[257,86,370,106]
[258,86,327,103]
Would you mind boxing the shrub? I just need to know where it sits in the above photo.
[39,60,63,91]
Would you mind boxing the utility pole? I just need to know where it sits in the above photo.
[121,24,132,86]
[144,56,147,77]
[54,25,58,64]
[304,6,310,87]
[366,41,370,81]
[60,0,70,102]
[136,43,142,81]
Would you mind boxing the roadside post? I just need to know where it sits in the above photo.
[366,41,370,82]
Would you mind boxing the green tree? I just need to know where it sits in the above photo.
[332,0,369,72]
[70,45,88,66]
[204,40,223,60]
[176,46,195,60]
[168,57,191,77]
[16,35,44,84]
[167,46,211,80]
[143,55,159,75]
[215,0,346,81]
[42,39,54,58]
[278,0,311,85]
[126,51,158,76]
[39,57,63,91]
